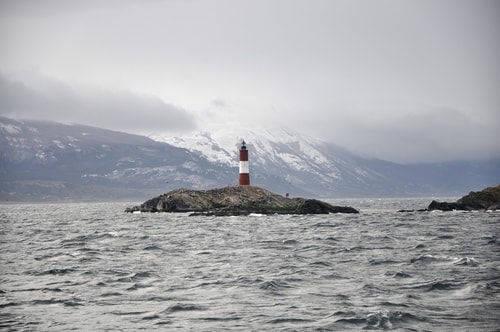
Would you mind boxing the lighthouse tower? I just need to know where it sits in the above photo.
[239,140,250,186]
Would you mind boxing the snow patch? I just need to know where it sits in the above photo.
[148,127,408,189]
[0,123,22,134]
[52,140,65,149]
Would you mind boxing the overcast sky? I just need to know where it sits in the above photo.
[1,0,499,163]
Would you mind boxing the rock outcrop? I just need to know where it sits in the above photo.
[125,186,359,216]
[427,184,500,211]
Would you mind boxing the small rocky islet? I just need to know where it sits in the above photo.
[126,184,500,216]
[125,185,359,216]
[426,184,500,211]
[398,184,500,212]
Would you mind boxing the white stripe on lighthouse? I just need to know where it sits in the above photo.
[239,160,249,174]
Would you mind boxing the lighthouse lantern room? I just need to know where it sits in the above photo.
[239,140,250,186]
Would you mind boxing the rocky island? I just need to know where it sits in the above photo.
[427,184,500,211]
[125,185,359,216]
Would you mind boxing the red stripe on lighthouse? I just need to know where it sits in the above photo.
[239,148,248,162]
[239,140,250,186]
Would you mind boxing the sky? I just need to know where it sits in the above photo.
[0,0,499,163]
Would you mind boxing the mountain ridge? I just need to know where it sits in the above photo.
[150,127,500,197]
[1,116,499,201]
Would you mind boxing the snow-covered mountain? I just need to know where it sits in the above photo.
[0,117,233,201]
[150,128,500,197]
[1,116,499,201]
[151,128,380,196]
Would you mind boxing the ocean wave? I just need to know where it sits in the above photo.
[452,256,479,266]
[483,236,500,246]
[267,317,314,324]
[100,291,122,297]
[114,271,157,283]
[31,298,83,307]
[33,252,73,261]
[197,316,242,321]
[409,254,442,264]
[411,279,466,292]
[0,301,21,309]
[2,201,498,331]
[110,310,149,316]
[58,235,112,249]
[334,310,427,330]
[0,312,40,331]
[259,279,292,291]
[369,258,400,266]
[366,310,426,329]
[143,244,164,251]
[385,270,413,278]
[436,234,454,240]
[309,261,331,267]
[410,254,481,267]
[32,268,76,276]
[410,254,464,264]
[163,303,206,313]
[312,222,340,228]
[126,283,155,291]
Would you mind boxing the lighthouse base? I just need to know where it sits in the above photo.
[239,173,250,186]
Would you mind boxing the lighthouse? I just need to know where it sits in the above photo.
[239,140,250,186]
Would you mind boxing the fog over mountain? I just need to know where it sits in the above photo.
[0,73,196,134]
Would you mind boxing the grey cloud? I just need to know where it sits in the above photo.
[1,1,499,163]
[322,108,500,164]
[211,99,228,108]
[0,73,196,133]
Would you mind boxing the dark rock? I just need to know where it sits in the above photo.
[296,199,358,214]
[427,200,467,211]
[427,184,500,211]
[456,185,500,210]
[126,185,359,216]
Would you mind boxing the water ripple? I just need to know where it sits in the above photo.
[1,201,499,331]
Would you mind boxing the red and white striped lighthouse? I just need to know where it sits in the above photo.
[238,140,250,186]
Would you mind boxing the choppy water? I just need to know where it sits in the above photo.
[1,198,499,331]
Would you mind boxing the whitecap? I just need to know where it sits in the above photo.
[453,256,479,266]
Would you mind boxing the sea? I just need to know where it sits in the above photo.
[0,198,499,331]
